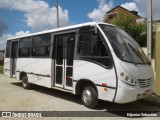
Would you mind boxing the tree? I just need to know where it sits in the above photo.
[105,12,147,47]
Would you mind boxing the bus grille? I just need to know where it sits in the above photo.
[138,78,152,88]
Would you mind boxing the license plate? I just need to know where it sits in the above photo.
[145,89,151,96]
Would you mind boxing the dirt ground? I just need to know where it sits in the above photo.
[0,74,160,120]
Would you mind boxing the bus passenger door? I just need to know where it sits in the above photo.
[54,33,75,90]
[10,41,18,77]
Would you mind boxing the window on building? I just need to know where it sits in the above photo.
[108,13,117,20]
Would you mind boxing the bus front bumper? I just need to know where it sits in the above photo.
[114,81,154,104]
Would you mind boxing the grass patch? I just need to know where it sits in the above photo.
[0,66,3,74]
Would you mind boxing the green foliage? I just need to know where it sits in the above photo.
[105,12,147,47]
[0,66,3,74]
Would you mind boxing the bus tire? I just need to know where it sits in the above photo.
[22,75,31,89]
[81,84,98,108]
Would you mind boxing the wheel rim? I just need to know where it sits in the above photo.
[83,89,92,104]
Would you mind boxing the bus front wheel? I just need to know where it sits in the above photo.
[81,85,98,108]
[22,75,31,89]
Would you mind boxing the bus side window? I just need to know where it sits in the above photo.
[19,37,31,57]
[32,34,51,57]
[19,48,30,57]
[78,32,109,57]
[78,32,92,56]
[33,47,46,57]
[78,31,112,67]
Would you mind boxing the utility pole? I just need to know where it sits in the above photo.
[147,0,152,60]
[56,0,60,28]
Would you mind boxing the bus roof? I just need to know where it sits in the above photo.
[7,22,115,41]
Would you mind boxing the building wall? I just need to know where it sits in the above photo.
[156,23,160,32]
[155,31,160,95]
[106,7,141,23]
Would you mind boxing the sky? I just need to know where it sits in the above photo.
[0,0,160,49]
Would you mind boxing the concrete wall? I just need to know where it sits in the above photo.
[155,31,160,95]
[142,47,155,82]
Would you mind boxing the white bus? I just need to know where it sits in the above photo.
[4,22,154,108]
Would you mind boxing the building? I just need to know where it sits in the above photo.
[154,20,160,95]
[106,6,142,23]
[153,20,160,32]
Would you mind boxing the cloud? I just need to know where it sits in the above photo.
[0,17,8,36]
[88,0,114,22]
[133,0,160,20]
[15,30,30,36]
[121,2,138,11]
[0,31,30,49]
[0,0,69,32]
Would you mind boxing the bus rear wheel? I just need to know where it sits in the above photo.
[81,85,98,108]
[22,75,31,89]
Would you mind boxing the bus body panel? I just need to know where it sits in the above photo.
[16,58,52,88]
[114,80,154,103]
[4,58,11,77]
[73,60,117,102]
[120,61,154,79]
[112,55,154,103]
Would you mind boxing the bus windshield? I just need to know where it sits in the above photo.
[99,24,150,65]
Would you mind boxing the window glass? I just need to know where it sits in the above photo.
[32,34,51,46]
[32,46,50,57]
[6,40,11,57]
[67,35,75,65]
[31,33,51,58]
[56,37,63,65]
[78,33,92,56]
[11,41,18,58]
[99,24,150,64]
[78,32,109,57]
[19,37,31,57]
[19,48,30,57]
[19,37,32,48]
[78,30,112,67]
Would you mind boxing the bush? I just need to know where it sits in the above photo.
[0,66,3,74]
